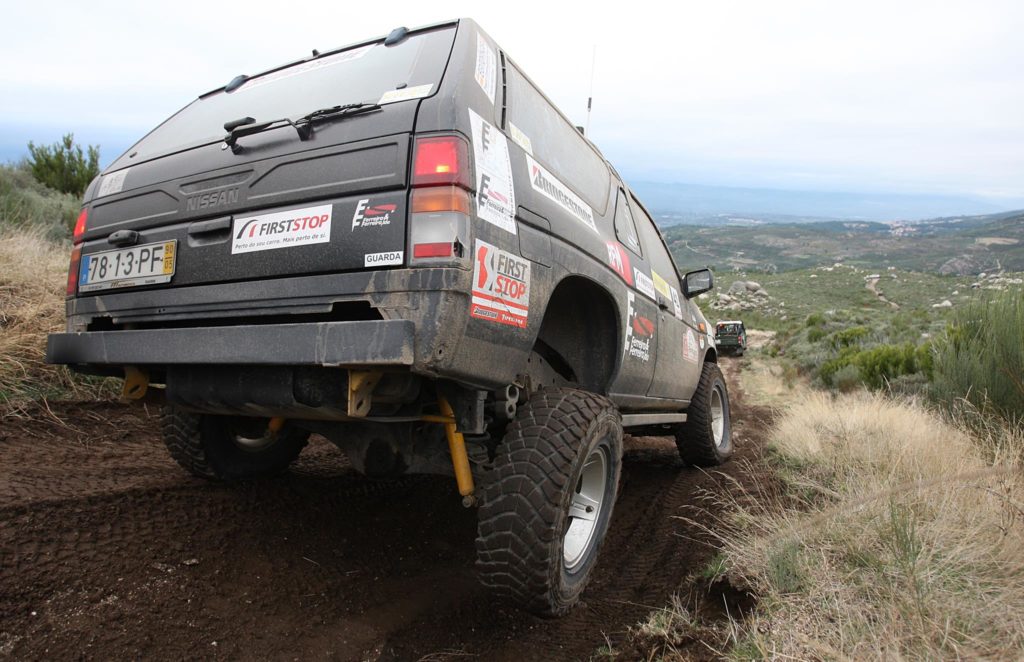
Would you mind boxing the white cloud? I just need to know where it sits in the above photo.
[1,0,1021,198]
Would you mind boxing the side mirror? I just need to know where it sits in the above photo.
[682,268,714,298]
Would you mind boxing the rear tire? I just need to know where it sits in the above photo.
[676,362,733,466]
[476,388,623,616]
[161,407,309,480]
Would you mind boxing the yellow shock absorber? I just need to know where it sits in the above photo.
[437,395,476,506]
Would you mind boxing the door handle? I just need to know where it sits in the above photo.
[658,301,670,311]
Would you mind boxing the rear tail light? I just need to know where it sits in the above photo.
[66,245,82,296]
[409,135,473,267]
[67,208,89,296]
[73,208,88,243]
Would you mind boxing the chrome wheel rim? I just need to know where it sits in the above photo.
[563,446,608,570]
[711,387,725,448]
[231,421,279,452]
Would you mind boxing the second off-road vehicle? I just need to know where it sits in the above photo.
[715,320,748,356]
[47,18,732,615]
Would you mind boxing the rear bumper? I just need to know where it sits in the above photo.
[46,320,416,367]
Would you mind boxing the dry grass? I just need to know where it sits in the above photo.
[711,392,1024,660]
[0,229,111,412]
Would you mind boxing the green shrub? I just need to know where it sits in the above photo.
[830,325,870,349]
[807,327,827,343]
[806,313,826,328]
[820,342,933,389]
[0,164,79,240]
[26,133,99,197]
[933,289,1024,422]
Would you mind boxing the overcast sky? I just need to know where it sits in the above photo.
[2,0,1022,204]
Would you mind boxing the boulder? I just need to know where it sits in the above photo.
[932,300,953,309]
[728,281,747,295]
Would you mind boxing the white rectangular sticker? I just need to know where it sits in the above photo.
[525,155,597,233]
[684,328,700,363]
[670,285,683,320]
[378,83,433,105]
[471,239,530,328]
[97,168,130,197]
[231,204,332,254]
[474,34,497,104]
[239,44,375,93]
[633,268,656,301]
[508,121,533,154]
[364,250,403,267]
[469,108,517,235]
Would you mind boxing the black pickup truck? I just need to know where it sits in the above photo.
[47,18,733,616]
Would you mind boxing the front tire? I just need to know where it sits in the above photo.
[476,388,623,616]
[676,362,733,466]
[161,407,309,480]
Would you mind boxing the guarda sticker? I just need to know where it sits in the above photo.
[525,155,597,234]
[378,83,433,105]
[97,168,130,197]
[364,251,403,267]
[470,239,530,328]
[351,199,396,229]
[231,204,332,254]
[606,242,633,285]
[469,109,517,234]
[474,34,497,104]
[623,293,654,362]
[633,268,656,301]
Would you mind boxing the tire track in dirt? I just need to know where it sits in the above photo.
[0,358,770,661]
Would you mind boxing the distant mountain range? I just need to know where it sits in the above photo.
[664,209,1024,275]
[628,180,1024,224]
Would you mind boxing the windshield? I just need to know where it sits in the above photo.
[120,25,456,164]
[717,324,742,335]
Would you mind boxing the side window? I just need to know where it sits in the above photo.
[505,63,610,214]
[614,189,642,256]
[631,194,681,283]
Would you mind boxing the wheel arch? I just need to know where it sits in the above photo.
[533,275,621,394]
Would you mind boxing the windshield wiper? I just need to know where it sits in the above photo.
[222,103,382,154]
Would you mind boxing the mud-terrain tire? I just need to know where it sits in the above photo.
[476,388,623,616]
[675,362,733,467]
[160,407,309,480]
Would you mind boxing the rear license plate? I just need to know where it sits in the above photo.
[79,240,177,292]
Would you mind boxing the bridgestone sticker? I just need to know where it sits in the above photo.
[469,109,517,235]
[239,44,374,93]
[231,204,332,254]
[684,328,700,363]
[97,168,130,197]
[633,268,656,300]
[525,155,597,233]
[378,83,433,105]
[624,293,654,362]
[474,34,497,104]
[471,239,530,328]
[508,121,533,154]
[364,251,403,267]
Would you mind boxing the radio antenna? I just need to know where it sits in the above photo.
[585,45,596,136]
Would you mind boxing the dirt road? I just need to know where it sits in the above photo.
[0,359,769,661]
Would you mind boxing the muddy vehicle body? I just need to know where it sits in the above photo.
[47,18,732,615]
[715,320,747,356]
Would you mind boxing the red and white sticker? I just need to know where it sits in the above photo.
[606,242,633,285]
[231,204,332,254]
[623,293,654,363]
[526,155,597,233]
[352,199,396,229]
[470,239,530,328]
[469,109,516,234]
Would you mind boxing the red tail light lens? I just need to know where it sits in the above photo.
[66,246,82,296]
[413,242,455,259]
[73,208,88,242]
[413,136,471,188]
